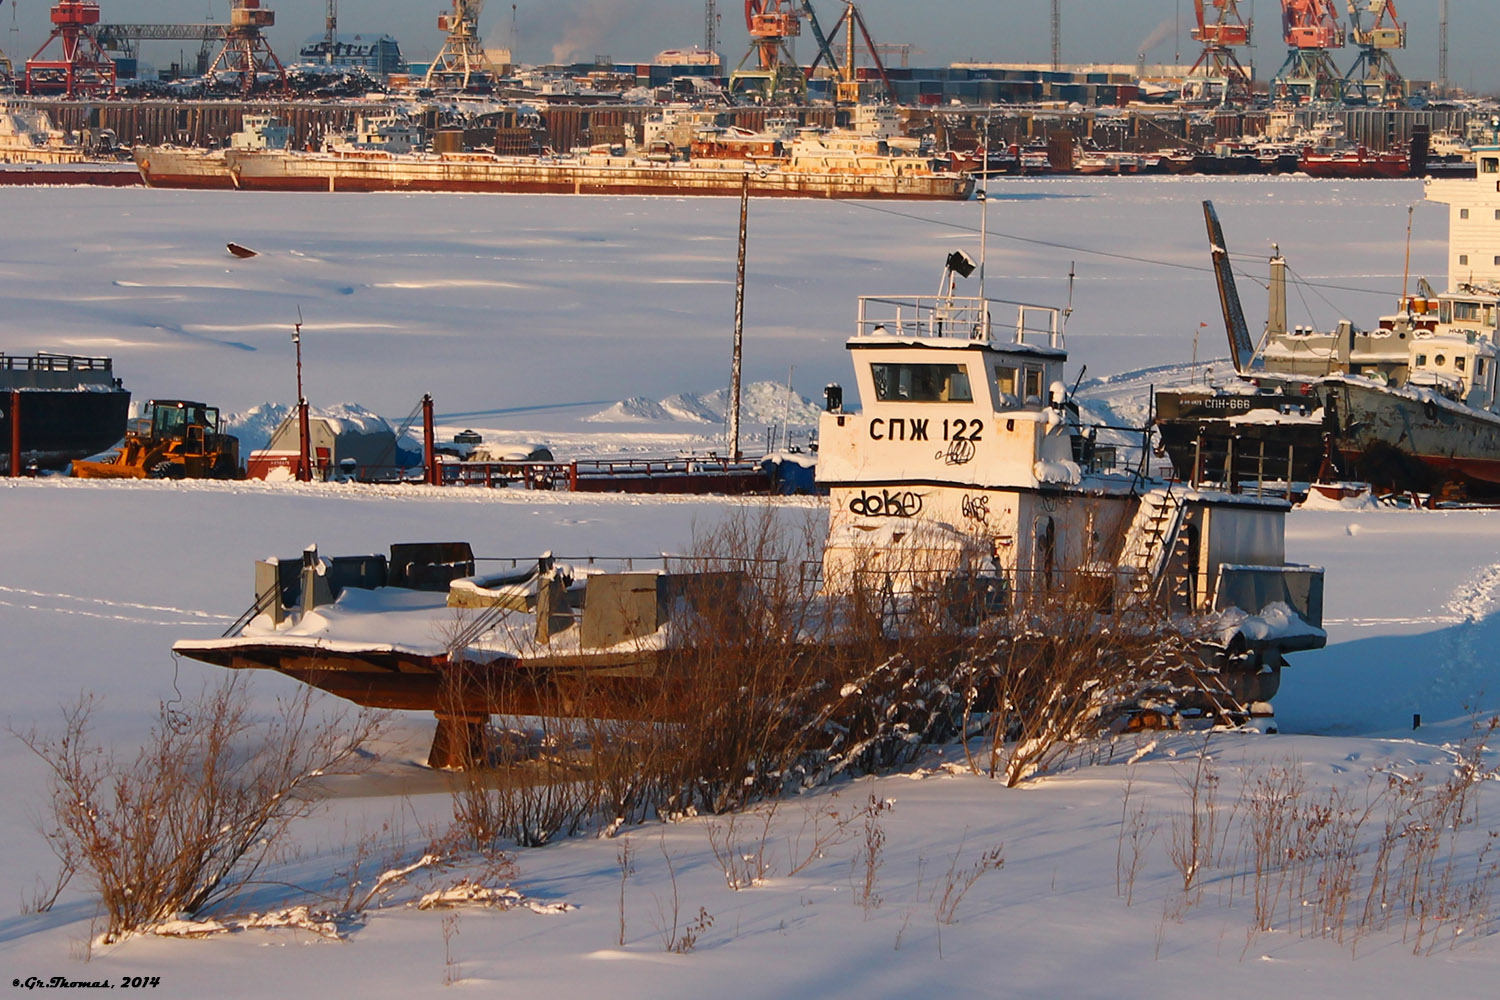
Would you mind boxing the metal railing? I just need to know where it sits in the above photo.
[0,353,112,373]
[857,294,1063,349]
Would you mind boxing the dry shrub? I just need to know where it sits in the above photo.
[447,711,593,850]
[18,677,383,941]
[970,575,1208,787]
[438,506,1228,848]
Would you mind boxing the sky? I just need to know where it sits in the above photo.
[2,1,1495,95]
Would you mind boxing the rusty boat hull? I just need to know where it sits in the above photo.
[132,146,236,190]
[1322,377,1500,496]
[202,148,975,200]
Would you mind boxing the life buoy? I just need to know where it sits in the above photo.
[1424,399,1438,421]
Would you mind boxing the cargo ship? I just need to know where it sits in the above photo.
[199,142,974,199]
[135,111,974,200]
[0,353,131,474]
[132,113,294,191]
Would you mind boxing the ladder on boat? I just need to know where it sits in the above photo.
[1120,486,1187,603]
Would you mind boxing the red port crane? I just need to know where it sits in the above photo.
[729,0,804,102]
[1183,1,1254,106]
[1343,0,1406,106]
[1272,0,1345,103]
[24,1,117,98]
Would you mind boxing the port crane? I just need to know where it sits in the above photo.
[802,1,896,106]
[729,0,804,102]
[23,0,116,98]
[202,0,285,97]
[425,0,499,92]
[1182,1,1254,106]
[1342,0,1406,106]
[1271,0,1345,104]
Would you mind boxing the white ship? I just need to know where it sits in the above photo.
[816,252,1326,717]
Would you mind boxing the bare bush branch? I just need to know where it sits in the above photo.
[17,678,383,941]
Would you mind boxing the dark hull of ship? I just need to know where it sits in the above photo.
[1154,387,1329,488]
[0,387,132,473]
[0,162,142,187]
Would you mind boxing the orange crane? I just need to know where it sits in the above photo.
[729,0,804,101]
[1343,0,1406,106]
[1272,0,1346,104]
[23,1,117,98]
[1183,0,1254,106]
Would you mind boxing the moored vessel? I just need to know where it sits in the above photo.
[212,145,974,199]
[1156,145,1500,498]
[133,113,294,191]
[815,253,1325,716]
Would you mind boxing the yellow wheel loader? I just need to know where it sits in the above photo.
[71,399,240,480]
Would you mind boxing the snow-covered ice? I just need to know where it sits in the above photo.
[3,180,1498,998]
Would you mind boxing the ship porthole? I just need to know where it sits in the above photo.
[1425,400,1438,420]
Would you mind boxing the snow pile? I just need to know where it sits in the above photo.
[587,381,822,428]
[223,402,292,455]
[585,396,678,423]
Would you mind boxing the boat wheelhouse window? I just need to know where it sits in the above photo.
[1440,301,1453,323]
[1482,157,1499,174]
[1460,255,1469,267]
[1479,358,1489,379]
[1023,365,1045,400]
[1461,209,1470,219]
[1436,354,1447,367]
[994,364,1018,398]
[870,362,973,403]
[1455,301,1481,322]
[1416,353,1427,366]
[1456,356,1467,372]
